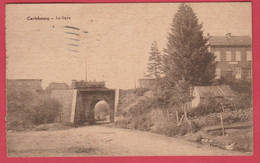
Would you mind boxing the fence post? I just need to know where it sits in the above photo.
[220,112,225,136]
[176,111,179,124]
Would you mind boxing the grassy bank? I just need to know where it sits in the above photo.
[114,88,253,153]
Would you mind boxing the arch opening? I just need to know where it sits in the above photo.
[94,100,110,124]
[89,100,111,124]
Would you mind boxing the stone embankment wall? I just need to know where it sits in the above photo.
[51,89,77,124]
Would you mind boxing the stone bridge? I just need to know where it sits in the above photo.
[51,87,115,125]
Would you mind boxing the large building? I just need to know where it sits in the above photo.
[46,82,69,91]
[6,79,42,92]
[208,33,252,80]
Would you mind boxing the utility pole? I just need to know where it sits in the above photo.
[134,73,136,89]
[63,25,89,83]
[82,31,88,82]
[85,56,87,82]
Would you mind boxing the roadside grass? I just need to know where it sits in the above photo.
[67,146,100,154]
[185,121,253,153]
[32,123,72,131]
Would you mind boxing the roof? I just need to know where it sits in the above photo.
[138,78,156,81]
[194,85,235,98]
[48,82,68,86]
[78,88,115,92]
[72,81,106,89]
[209,35,251,46]
[138,76,165,80]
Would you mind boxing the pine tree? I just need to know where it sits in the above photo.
[146,41,163,79]
[161,4,216,124]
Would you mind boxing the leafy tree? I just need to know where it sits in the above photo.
[24,97,61,125]
[161,4,216,124]
[6,88,62,130]
[146,41,163,79]
[6,90,35,130]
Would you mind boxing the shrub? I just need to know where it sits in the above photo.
[115,96,162,131]
[191,113,221,129]
[114,119,130,129]
[188,96,222,117]
[189,105,219,117]
[28,97,62,125]
[130,115,153,131]
[163,122,199,137]
[213,79,252,110]
[223,109,253,123]
[133,88,150,96]
[190,109,253,131]
[6,89,62,130]
[234,93,252,110]
[6,90,36,130]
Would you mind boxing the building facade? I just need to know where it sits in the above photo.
[209,33,252,80]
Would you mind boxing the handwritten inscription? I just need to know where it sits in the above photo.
[27,16,71,21]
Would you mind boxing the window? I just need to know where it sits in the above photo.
[225,68,232,79]
[235,67,241,79]
[248,68,252,78]
[246,51,252,61]
[216,68,221,79]
[226,51,232,61]
[214,51,220,61]
[235,51,241,61]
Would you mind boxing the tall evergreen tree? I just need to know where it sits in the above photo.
[164,4,215,87]
[161,4,216,122]
[146,41,163,79]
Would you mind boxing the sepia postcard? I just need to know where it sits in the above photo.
[5,2,253,157]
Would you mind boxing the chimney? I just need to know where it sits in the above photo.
[226,33,231,39]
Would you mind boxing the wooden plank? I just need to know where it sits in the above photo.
[178,115,184,126]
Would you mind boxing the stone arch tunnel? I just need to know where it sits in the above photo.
[51,88,115,125]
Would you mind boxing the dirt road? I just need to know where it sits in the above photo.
[6,125,247,157]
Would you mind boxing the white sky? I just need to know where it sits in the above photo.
[6,2,252,89]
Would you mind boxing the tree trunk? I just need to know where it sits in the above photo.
[166,109,170,121]
[184,85,192,126]
[184,104,192,126]
[184,109,191,125]
[176,111,179,124]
